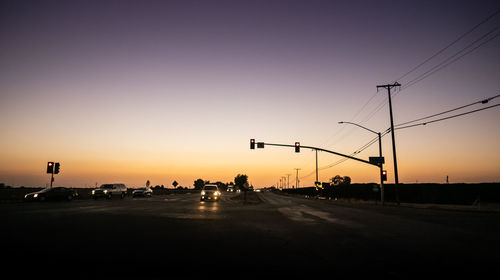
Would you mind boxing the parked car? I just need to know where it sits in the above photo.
[132,187,153,197]
[200,184,221,201]
[24,187,79,202]
[91,184,127,199]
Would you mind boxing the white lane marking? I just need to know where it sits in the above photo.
[278,204,339,223]
[263,194,362,227]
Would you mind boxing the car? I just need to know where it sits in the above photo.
[132,187,153,197]
[91,183,127,199]
[24,187,79,202]
[200,184,221,201]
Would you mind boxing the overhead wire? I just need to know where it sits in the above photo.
[401,25,500,91]
[394,8,500,83]
[361,9,500,123]
[298,9,500,183]
[395,102,500,130]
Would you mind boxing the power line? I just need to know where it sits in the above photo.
[358,10,500,125]
[302,10,500,182]
[302,94,500,178]
[395,102,500,130]
[401,25,500,91]
[395,8,500,82]
[395,94,500,127]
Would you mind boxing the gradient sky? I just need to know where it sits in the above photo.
[1,0,499,188]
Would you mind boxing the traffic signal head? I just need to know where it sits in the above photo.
[250,139,255,149]
[54,162,60,174]
[47,162,54,174]
[382,170,387,181]
[295,142,300,153]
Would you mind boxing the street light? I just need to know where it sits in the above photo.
[338,121,385,205]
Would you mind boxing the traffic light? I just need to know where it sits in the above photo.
[54,162,60,174]
[47,162,54,174]
[250,139,255,149]
[382,170,387,181]
[295,142,300,153]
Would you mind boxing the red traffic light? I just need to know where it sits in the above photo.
[250,139,255,149]
[47,162,54,174]
[295,142,300,153]
[382,170,387,181]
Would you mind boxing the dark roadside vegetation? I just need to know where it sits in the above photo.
[282,182,500,205]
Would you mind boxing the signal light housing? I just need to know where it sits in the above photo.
[382,170,387,181]
[54,162,60,174]
[295,142,300,153]
[250,139,255,149]
[47,162,54,174]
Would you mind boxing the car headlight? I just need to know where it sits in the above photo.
[214,191,219,196]
[103,190,108,194]
[92,190,95,194]
[33,193,38,198]
[201,191,205,196]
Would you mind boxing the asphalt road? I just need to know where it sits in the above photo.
[2,191,500,277]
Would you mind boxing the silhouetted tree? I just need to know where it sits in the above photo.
[343,176,351,185]
[234,174,248,190]
[194,179,204,190]
[215,181,227,191]
[146,180,150,188]
[331,175,343,186]
[172,181,178,188]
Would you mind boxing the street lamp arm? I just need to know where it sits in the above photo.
[338,121,378,135]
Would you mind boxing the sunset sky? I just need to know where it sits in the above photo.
[1,0,499,188]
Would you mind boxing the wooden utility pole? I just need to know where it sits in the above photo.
[377,82,401,204]
[294,168,301,189]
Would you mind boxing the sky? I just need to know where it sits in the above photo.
[1,0,500,188]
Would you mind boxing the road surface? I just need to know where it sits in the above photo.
[1,191,499,277]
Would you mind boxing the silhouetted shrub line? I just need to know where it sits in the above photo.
[280,183,500,205]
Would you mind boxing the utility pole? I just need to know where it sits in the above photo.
[294,168,301,189]
[286,174,291,189]
[377,82,401,204]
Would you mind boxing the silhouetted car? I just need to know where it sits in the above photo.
[200,184,221,201]
[91,183,127,199]
[24,187,79,202]
[132,187,153,197]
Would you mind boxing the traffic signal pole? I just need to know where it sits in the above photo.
[46,161,60,189]
[251,140,382,193]
[50,170,54,188]
[260,142,379,167]
[315,149,318,183]
[378,132,384,205]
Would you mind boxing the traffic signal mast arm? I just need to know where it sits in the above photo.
[260,142,379,167]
